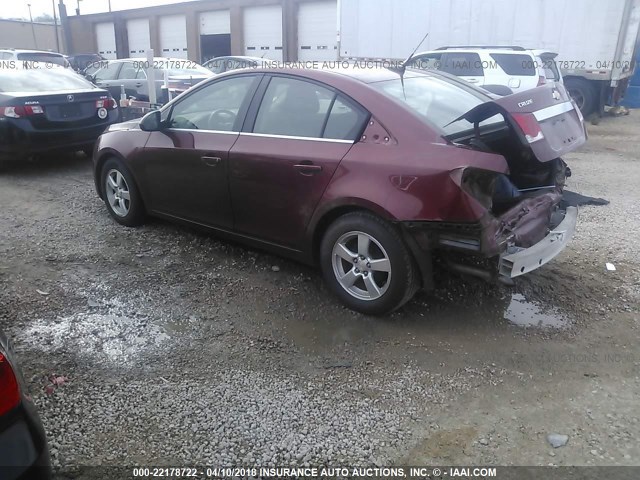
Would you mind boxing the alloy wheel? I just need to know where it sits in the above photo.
[105,169,131,217]
[331,231,392,301]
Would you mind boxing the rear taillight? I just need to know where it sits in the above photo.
[96,98,117,109]
[0,105,45,118]
[512,112,545,143]
[537,75,547,87]
[0,352,20,416]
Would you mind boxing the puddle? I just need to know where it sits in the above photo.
[277,291,571,354]
[504,294,568,328]
[22,310,171,365]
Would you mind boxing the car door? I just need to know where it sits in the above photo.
[116,61,149,99]
[489,53,538,92]
[228,75,369,248]
[440,52,485,87]
[92,61,123,98]
[137,74,262,229]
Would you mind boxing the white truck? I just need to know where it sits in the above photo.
[338,0,640,116]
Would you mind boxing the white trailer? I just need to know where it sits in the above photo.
[339,0,640,115]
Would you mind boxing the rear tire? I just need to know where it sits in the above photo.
[320,212,418,315]
[100,158,145,227]
[564,77,597,117]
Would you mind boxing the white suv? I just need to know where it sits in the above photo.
[407,46,562,94]
[0,49,69,68]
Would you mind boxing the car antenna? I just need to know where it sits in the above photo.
[388,32,429,98]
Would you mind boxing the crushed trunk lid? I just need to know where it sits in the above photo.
[452,83,587,162]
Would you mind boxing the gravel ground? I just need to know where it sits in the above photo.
[0,112,639,476]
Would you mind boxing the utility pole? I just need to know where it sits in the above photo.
[52,0,61,52]
[108,0,112,12]
[76,0,82,16]
[59,0,73,55]
[27,4,39,49]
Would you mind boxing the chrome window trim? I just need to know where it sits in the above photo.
[166,128,239,135]
[240,132,355,144]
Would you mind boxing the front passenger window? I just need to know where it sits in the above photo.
[169,75,257,131]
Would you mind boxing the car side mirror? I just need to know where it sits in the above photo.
[139,109,164,131]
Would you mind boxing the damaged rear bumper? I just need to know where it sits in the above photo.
[401,191,577,287]
[498,206,577,278]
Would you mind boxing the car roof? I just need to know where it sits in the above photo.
[209,56,267,62]
[0,61,66,71]
[0,48,64,55]
[416,48,536,56]
[221,64,431,85]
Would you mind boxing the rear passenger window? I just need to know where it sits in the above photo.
[490,54,536,76]
[441,52,483,76]
[253,77,333,138]
[253,77,367,141]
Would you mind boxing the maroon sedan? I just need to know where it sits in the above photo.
[92,66,585,315]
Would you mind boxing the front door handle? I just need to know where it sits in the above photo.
[294,163,322,175]
[202,156,222,167]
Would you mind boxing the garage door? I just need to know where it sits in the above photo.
[159,15,188,59]
[127,19,150,58]
[200,10,230,35]
[200,10,231,62]
[243,5,283,61]
[95,22,117,60]
[298,1,338,62]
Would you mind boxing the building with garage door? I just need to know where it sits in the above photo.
[63,0,338,64]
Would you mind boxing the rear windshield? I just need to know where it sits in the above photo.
[17,52,68,67]
[489,54,536,76]
[0,68,97,93]
[371,75,503,135]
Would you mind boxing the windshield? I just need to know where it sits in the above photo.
[0,68,96,93]
[17,52,69,67]
[371,75,504,135]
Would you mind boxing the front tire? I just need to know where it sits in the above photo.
[101,158,145,227]
[320,212,418,315]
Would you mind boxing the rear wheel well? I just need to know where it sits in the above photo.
[312,206,375,264]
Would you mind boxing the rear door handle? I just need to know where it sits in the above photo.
[202,156,222,167]
[294,163,322,175]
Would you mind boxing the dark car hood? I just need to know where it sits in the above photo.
[453,83,587,163]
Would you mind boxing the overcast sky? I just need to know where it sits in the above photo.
[3,0,201,19]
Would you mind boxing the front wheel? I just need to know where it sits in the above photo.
[101,158,145,227]
[320,212,418,315]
